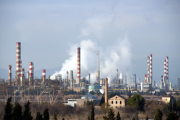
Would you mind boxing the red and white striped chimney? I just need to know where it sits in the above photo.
[20,68,25,86]
[42,69,46,83]
[149,54,152,84]
[8,65,12,86]
[29,62,34,85]
[166,56,169,83]
[164,59,166,80]
[77,47,81,84]
[147,56,150,83]
[16,42,21,78]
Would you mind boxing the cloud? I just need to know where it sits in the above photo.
[51,37,132,84]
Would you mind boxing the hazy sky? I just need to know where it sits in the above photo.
[0,0,180,85]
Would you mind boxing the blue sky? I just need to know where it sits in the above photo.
[0,0,180,85]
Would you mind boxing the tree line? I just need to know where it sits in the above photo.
[3,97,59,120]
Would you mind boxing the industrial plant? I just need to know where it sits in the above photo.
[0,42,180,105]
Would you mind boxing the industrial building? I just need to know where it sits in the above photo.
[63,94,100,107]
[3,42,179,107]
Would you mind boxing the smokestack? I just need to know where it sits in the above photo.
[70,70,73,88]
[117,69,118,84]
[96,51,100,84]
[29,62,34,85]
[147,56,150,83]
[89,73,90,85]
[105,78,108,108]
[77,47,81,85]
[27,71,29,79]
[48,75,50,80]
[166,56,169,83]
[8,65,12,86]
[16,42,21,79]
[125,75,127,85]
[145,74,147,83]
[129,76,131,84]
[160,75,163,89]
[67,71,68,87]
[164,59,166,81]
[150,54,152,84]
[42,69,46,84]
[20,68,25,86]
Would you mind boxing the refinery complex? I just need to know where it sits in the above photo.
[2,42,180,95]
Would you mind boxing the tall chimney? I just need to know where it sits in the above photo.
[125,75,127,85]
[70,70,73,88]
[105,78,108,108]
[42,69,46,84]
[89,73,90,85]
[77,47,81,85]
[149,54,152,84]
[117,69,118,84]
[8,65,12,86]
[29,62,34,85]
[166,56,169,83]
[16,42,21,79]
[164,59,166,81]
[20,68,25,86]
[96,51,100,84]
[145,74,147,83]
[147,56,150,83]
[67,71,69,87]
[27,71,29,80]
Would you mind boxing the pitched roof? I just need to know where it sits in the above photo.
[108,95,126,100]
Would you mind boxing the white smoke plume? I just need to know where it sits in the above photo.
[51,38,132,84]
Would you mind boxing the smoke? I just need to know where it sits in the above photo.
[51,38,132,83]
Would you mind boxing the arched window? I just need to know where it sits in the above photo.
[116,101,117,104]
[120,101,122,104]
[111,101,113,104]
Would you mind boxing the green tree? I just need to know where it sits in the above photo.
[176,100,180,111]
[12,102,23,120]
[4,97,13,120]
[132,117,135,120]
[91,103,94,120]
[146,115,148,120]
[86,100,93,106]
[88,115,90,120]
[127,94,145,111]
[166,112,178,120]
[103,108,115,120]
[43,109,49,120]
[168,97,172,112]
[53,113,57,120]
[99,95,105,106]
[116,112,121,120]
[172,100,177,111]
[154,109,163,120]
[23,101,33,120]
[35,112,43,120]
